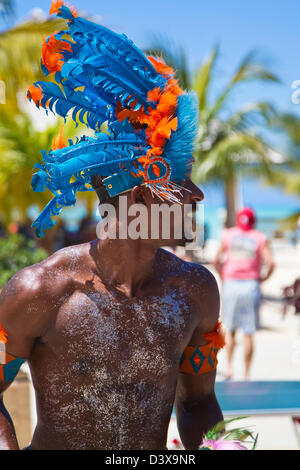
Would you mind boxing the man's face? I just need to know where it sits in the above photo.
[171,178,204,246]
[141,178,204,247]
[99,178,204,246]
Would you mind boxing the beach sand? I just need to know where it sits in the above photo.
[168,239,300,450]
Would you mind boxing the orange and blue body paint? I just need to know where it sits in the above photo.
[0,324,25,383]
[179,322,226,375]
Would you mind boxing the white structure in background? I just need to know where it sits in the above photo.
[17,91,57,132]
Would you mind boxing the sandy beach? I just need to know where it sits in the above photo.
[168,239,300,450]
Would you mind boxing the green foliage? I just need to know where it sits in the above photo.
[266,113,300,196]
[201,417,259,450]
[0,109,79,225]
[0,233,47,287]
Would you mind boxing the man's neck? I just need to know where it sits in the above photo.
[93,238,160,298]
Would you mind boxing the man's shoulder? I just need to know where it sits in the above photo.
[158,248,218,293]
[37,241,92,274]
[0,242,95,342]
[1,242,92,305]
[225,226,239,236]
[166,256,220,332]
[251,229,267,242]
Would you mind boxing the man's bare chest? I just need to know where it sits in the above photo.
[44,286,194,382]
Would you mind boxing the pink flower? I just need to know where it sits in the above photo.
[200,437,248,450]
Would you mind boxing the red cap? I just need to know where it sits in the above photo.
[236,207,256,231]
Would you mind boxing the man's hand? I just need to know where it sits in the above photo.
[212,239,227,279]
[259,240,275,283]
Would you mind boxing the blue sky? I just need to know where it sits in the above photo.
[3,0,299,119]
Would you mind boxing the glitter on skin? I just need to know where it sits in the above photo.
[7,243,216,450]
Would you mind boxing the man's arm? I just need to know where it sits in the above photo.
[0,391,19,450]
[212,238,227,279]
[175,267,223,450]
[259,240,275,282]
[0,267,48,450]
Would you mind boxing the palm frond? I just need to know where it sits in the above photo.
[208,51,280,120]
[0,18,65,106]
[144,35,191,89]
[191,46,219,112]
[193,131,272,182]
[227,102,277,131]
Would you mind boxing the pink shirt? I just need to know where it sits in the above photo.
[221,226,267,280]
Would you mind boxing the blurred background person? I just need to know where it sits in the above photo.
[213,207,275,380]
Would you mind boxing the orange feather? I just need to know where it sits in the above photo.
[204,321,226,350]
[0,324,7,344]
[27,84,43,106]
[49,0,77,17]
[52,126,67,150]
[42,33,73,75]
[49,0,64,15]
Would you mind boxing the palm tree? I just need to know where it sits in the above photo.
[0,108,77,223]
[0,15,65,108]
[146,41,280,227]
[265,113,300,197]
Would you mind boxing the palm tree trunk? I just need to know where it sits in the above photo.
[225,178,237,228]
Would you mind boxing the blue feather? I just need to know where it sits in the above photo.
[29,80,109,131]
[51,16,167,110]
[162,92,199,182]
[31,188,78,238]
[29,4,198,237]
[56,15,164,89]
[31,132,147,195]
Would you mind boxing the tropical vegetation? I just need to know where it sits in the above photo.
[0,232,48,287]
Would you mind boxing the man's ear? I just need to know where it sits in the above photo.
[130,185,148,205]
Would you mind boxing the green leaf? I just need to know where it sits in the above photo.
[191,46,218,111]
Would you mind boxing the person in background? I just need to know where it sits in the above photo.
[213,207,275,380]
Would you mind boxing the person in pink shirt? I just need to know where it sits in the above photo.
[213,207,275,380]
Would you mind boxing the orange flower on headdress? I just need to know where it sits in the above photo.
[49,0,78,17]
[52,125,67,150]
[0,324,8,344]
[116,57,183,162]
[27,84,43,106]
[147,56,175,78]
[115,56,184,190]
[42,33,73,75]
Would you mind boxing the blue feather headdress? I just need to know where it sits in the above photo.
[27,0,199,237]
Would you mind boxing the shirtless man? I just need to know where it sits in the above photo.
[0,0,224,450]
[0,179,223,450]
